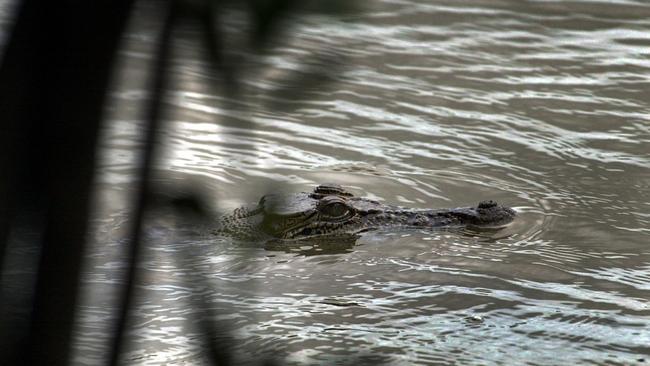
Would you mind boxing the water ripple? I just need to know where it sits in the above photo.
[73,0,650,364]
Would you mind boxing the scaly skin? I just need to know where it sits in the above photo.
[214,184,516,240]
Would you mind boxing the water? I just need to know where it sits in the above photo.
[61,0,650,364]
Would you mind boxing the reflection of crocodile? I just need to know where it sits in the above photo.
[214,184,516,241]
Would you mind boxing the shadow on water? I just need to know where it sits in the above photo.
[0,0,373,365]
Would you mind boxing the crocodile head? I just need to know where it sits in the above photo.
[258,185,358,239]
[216,184,516,240]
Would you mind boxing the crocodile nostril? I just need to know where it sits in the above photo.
[478,200,497,209]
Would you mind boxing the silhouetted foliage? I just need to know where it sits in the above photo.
[0,0,363,365]
[0,0,134,364]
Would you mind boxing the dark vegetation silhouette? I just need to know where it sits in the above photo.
[0,0,375,365]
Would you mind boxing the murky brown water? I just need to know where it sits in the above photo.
[53,0,650,364]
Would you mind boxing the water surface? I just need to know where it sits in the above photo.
[78,0,650,364]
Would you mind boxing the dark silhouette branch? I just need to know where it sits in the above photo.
[0,0,134,365]
[108,0,178,364]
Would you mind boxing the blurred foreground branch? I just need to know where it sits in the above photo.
[0,0,359,365]
[0,0,134,365]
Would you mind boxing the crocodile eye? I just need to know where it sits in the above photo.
[322,202,349,218]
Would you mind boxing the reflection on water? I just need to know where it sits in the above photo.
[76,0,650,364]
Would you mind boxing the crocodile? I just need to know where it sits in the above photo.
[214,184,516,241]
